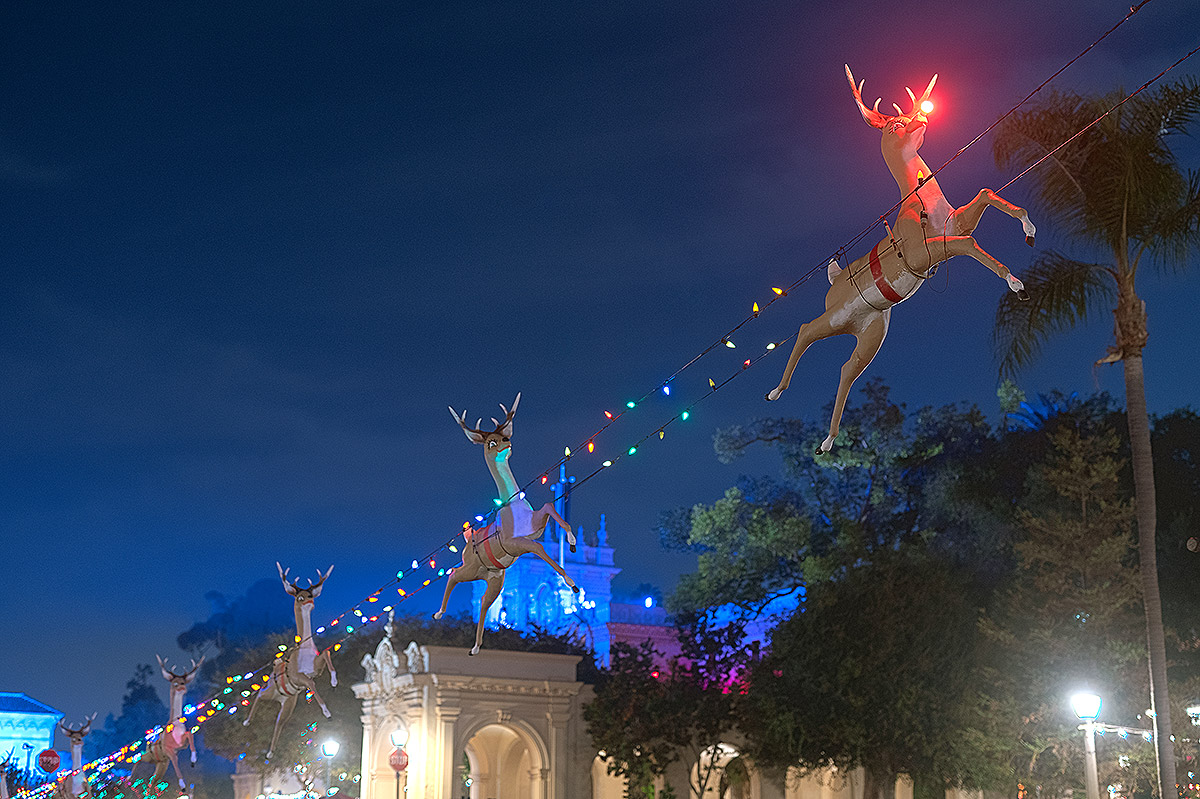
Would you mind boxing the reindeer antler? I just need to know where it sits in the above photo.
[59,713,97,738]
[309,565,334,594]
[158,654,205,680]
[846,64,888,129]
[903,74,938,116]
[450,393,521,443]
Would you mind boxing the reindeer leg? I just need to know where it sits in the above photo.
[472,570,506,656]
[937,236,1030,300]
[243,688,270,727]
[820,312,889,453]
[322,650,338,688]
[508,537,579,592]
[267,696,298,760]
[533,503,575,551]
[297,675,331,718]
[767,310,843,401]
[151,762,168,794]
[164,747,185,790]
[188,730,197,765]
[951,188,1036,246]
[434,557,480,620]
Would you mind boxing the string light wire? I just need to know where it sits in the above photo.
[19,8,1185,796]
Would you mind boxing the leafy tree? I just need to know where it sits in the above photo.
[1151,409,1200,658]
[993,77,1200,796]
[86,664,169,761]
[585,618,755,799]
[584,641,680,798]
[981,424,1147,798]
[666,380,1008,617]
[740,549,1010,799]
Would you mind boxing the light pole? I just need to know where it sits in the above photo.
[321,739,340,797]
[1071,692,1102,799]
[388,729,409,799]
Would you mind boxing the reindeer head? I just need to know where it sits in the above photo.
[157,654,205,692]
[58,714,96,745]
[846,65,937,156]
[277,562,334,605]
[448,393,520,460]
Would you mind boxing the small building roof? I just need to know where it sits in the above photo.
[0,693,64,717]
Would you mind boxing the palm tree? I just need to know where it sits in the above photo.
[992,78,1200,799]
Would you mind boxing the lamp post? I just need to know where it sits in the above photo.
[321,740,340,797]
[388,729,409,799]
[1071,692,1102,799]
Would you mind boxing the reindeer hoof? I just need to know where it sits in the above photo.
[243,719,250,727]
[570,543,576,553]
[572,584,580,593]
[432,610,443,620]
[765,387,783,402]
[1026,235,1035,247]
[469,646,480,656]
[1017,289,1030,302]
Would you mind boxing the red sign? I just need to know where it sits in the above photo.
[37,750,61,774]
[388,747,408,773]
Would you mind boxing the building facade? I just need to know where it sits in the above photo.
[0,694,63,777]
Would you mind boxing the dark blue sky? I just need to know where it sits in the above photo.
[2,0,1197,743]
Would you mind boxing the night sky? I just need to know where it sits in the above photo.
[2,0,1197,745]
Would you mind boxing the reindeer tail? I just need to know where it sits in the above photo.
[827,258,842,285]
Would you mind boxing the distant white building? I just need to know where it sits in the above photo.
[0,693,63,774]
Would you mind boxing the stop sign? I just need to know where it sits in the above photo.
[37,750,60,774]
[388,747,408,772]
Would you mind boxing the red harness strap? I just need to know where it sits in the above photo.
[480,535,507,569]
[868,242,906,304]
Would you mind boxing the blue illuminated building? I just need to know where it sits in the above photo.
[0,693,63,774]
[471,467,801,663]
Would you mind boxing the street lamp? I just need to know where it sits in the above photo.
[389,728,409,799]
[321,740,340,797]
[1071,692,1102,799]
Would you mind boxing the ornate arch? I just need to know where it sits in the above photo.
[453,712,549,771]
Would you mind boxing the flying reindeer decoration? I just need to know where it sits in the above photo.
[59,714,96,799]
[436,393,580,655]
[129,656,204,793]
[766,65,1035,453]
[277,562,337,687]
[1,749,16,799]
[242,647,333,760]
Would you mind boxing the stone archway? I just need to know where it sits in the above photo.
[590,756,625,799]
[688,744,761,799]
[457,720,547,799]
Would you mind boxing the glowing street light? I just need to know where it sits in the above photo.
[1071,692,1102,799]
[321,740,340,796]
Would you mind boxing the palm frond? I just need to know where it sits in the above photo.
[994,252,1114,377]
[994,79,1200,256]
[1144,168,1200,273]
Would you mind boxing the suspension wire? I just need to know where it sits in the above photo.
[19,8,1179,797]
[997,43,1200,193]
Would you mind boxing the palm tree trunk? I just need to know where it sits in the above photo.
[1123,352,1177,798]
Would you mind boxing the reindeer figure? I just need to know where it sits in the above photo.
[59,714,96,798]
[129,656,204,793]
[277,562,337,688]
[767,65,1034,453]
[242,649,332,760]
[436,393,580,655]
[1,749,15,799]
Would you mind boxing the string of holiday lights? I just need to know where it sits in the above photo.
[17,8,1181,796]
